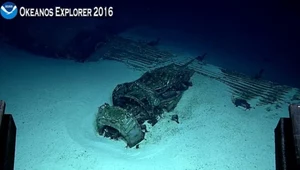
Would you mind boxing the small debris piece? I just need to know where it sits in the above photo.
[141,124,148,132]
[171,114,179,123]
[231,96,252,110]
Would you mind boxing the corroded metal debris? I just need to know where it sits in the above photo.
[91,36,298,106]
[88,36,176,69]
[96,61,194,147]
[94,36,300,147]
[112,61,194,125]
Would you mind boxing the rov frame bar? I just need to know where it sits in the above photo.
[275,103,300,170]
[0,100,17,170]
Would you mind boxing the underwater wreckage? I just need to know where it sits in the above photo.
[89,36,300,148]
[5,26,299,147]
[95,60,195,147]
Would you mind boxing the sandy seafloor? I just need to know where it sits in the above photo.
[0,29,293,170]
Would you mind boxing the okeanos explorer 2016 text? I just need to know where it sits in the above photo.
[19,6,114,17]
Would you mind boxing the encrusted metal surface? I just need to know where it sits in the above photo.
[93,36,299,106]
[90,36,176,70]
[112,62,194,125]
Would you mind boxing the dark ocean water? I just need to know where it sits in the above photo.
[1,0,299,87]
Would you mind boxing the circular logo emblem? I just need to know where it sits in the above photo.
[1,2,18,20]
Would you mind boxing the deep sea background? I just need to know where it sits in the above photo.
[1,0,299,87]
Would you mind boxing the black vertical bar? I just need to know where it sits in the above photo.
[275,118,296,170]
[289,104,300,167]
[0,100,17,170]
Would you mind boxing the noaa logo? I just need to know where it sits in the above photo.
[0,2,18,20]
